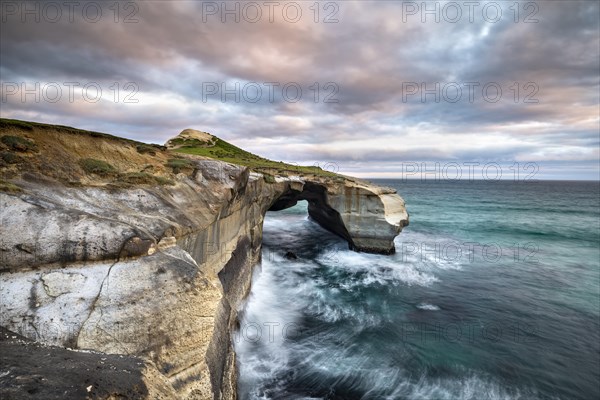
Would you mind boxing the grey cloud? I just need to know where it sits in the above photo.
[1,0,598,178]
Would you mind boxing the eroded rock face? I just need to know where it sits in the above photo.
[1,161,276,399]
[270,177,409,254]
[329,183,409,254]
[0,159,408,399]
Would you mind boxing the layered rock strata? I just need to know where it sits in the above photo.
[0,125,408,399]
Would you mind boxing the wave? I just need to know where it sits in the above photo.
[238,342,540,400]
[238,204,543,400]
[389,373,541,400]
[317,247,440,288]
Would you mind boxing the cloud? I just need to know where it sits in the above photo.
[1,0,598,179]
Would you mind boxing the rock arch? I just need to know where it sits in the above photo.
[268,178,409,254]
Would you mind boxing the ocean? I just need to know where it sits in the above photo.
[235,180,600,400]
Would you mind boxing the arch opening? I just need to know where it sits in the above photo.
[268,183,355,250]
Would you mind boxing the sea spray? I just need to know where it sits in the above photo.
[236,181,600,400]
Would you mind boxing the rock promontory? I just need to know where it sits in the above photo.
[0,119,408,399]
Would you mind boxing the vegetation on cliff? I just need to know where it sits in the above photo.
[172,131,339,178]
[0,118,341,194]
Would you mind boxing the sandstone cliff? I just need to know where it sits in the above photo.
[0,119,408,399]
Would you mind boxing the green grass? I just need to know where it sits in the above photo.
[1,118,343,180]
[175,137,339,178]
[0,118,162,148]
[0,151,23,164]
[136,144,163,156]
[114,172,174,186]
[165,158,193,174]
[263,174,276,184]
[168,137,211,147]
[1,135,37,152]
[154,176,175,185]
[0,120,34,131]
[79,158,117,176]
[0,179,23,193]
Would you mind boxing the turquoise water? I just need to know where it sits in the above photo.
[236,180,600,399]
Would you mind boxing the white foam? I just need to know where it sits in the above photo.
[239,210,513,399]
[318,248,439,288]
[235,206,552,400]
[393,373,537,400]
[417,303,440,311]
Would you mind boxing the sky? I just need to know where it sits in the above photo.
[1,0,599,180]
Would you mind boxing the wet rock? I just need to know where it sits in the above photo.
[284,251,298,260]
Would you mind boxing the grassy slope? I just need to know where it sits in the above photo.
[0,118,342,185]
[174,137,339,178]
[0,118,175,188]
[0,118,153,147]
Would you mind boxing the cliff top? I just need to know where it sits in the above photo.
[165,128,341,179]
[0,118,350,192]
